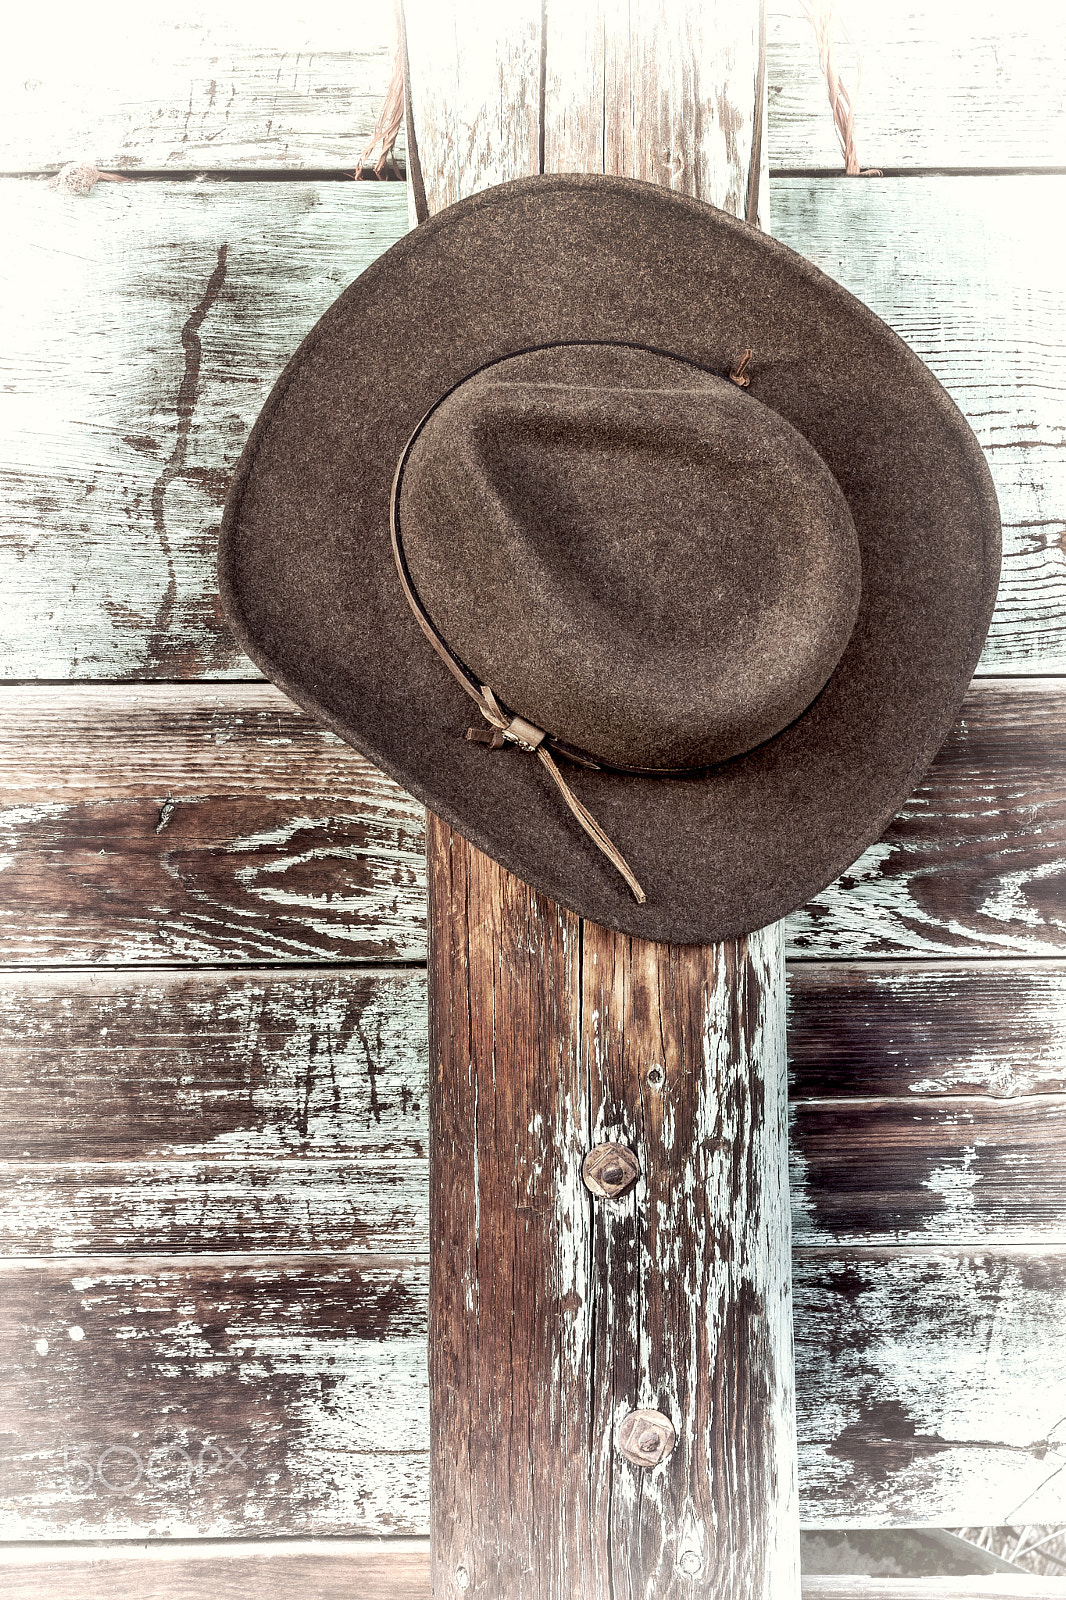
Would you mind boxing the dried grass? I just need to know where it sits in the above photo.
[951,1525,1066,1576]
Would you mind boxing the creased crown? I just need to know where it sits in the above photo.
[399,343,861,771]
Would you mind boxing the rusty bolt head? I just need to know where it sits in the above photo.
[617,1407,676,1468]
[581,1141,640,1199]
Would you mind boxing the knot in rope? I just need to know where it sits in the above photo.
[464,687,647,905]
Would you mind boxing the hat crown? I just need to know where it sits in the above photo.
[398,343,862,772]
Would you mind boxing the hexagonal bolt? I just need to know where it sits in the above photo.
[616,1407,676,1467]
[581,1141,640,1199]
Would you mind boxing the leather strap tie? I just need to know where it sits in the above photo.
[391,417,647,904]
[464,687,646,905]
[729,349,752,387]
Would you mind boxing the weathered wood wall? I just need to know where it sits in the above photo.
[2,2,1066,1591]
[4,179,1064,679]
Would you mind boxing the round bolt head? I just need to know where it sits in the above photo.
[617,1407,676,1467]
[582,1141,640,1199]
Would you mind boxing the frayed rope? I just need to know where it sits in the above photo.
[48,162,132,195]
[354,46,404,179]
[800,1,882,177]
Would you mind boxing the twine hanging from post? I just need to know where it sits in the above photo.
[799,1,881,176]
[362,8,880,184]
[354,46,405,178]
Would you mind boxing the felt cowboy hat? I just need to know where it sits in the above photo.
[218,172,1000,946]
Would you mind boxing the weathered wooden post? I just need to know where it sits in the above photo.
[404,4,799,1596]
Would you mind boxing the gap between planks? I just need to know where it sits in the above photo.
[0,1545,1058,1600]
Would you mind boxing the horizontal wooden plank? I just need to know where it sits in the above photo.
[0,3,398,171]
[3,1126,1065,1255]
[792,1098,1066,1246]
[784,679,1066,959]
[0,687,425,964]
[772,178,1066,676]
[800,1529,1026,1579]
[2,175,1064,679]
[0,1159,428,1256]
[0,960,1061,1146]
[4,3,1064,175]
[802,1586,1066,1599]
[0,968,427,1161]
[2,1249,1066,1536]
[3,1092,1064,1255]
[4,963,1066,1253]
[1,960,1061,1171]
[0,1544,430,1600]
[0,180,409,681]
[0,966,432,1253]
[787,962,1066,1099]
[0,791,424,964]
[767,0,1066,171]
[1,679,1063,964]
[0,1553,1061,1600]
[0,685,401,802]
[0,1256,428,1539]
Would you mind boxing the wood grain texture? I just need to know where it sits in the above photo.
[0,180,409,681]
[0,2,398,171]
[1,1558,1063,1600]
[6,2,1065,176]
[5,963,1066,1257]
[0,686,426,965]
[791,1097,1066,1247]
[771,178,1066,677]
[0,789,423,964]
[426,823,594,1598]
[5,1248,1066,1536]
[9,1095,1066,1255]
[801,1583,1066,1599]
[0,1159,428,1256]
[5,974,1066,1252]
[402,0,542,208]
[0,961,1061,1162]
[787,962,1066,1100]
[3,175,1064,678]
[426,829,796,1596]
[0,1545,432,1600]
[0,1255,429,1539]
[543,0,766,222]
[581,918,797,1592]
[0,967,427,1163]
[0,680,1062,964]
[0,684,400,802]
[413,7,799,1593]
[784,680,1066,959]
[767,0,1066,171]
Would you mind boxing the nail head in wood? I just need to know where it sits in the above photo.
[617,1408,676,1468]
[581,1141,640,1199]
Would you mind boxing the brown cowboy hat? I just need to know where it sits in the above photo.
[219,173,1000,945]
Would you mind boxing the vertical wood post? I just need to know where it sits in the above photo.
[407,4,798,1594]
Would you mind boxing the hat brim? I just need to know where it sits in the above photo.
[219,173,1000,945]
